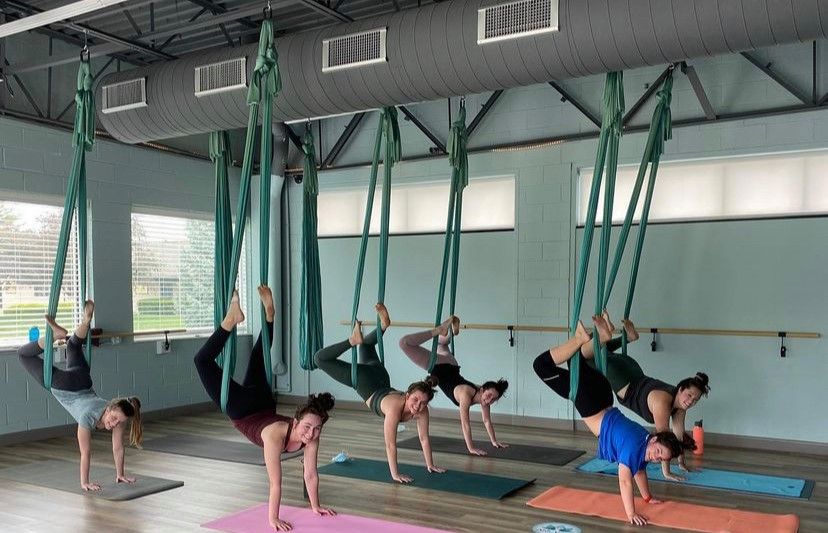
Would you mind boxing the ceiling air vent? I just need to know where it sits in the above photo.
[101,78,147,114]
[322,28,387,73]
[194,57,247,97]
[478,0,559,44]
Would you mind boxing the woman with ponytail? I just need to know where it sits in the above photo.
[314,304,446,483]
[18,301,144,491]
[581,312,711,480]
[194,286,336,531]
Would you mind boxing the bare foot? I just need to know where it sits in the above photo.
[575,320,591,345]
[622,319,639,342]
[592,314,612,344]
[44,315,68,340]
[375,303,391,332]
[82,300,95,325]
[349,321,364,346]
[601,310,615,334]
[221,291,245,331]
[451,315,461,336]
[435,317,452,337]
[257,285,275,322]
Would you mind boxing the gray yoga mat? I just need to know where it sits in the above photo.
[143,434,302,465]
[398,435,585,466]
[0,459,183,501]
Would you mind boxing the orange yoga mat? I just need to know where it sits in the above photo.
[527,486,799,533]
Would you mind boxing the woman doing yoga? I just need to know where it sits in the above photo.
[18,301,143,492]
[194,287,335,531]
[533,315,683,526]
[314,303,445,483]
[399,316,508,455]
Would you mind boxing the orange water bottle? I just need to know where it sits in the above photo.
[693,419,704,456]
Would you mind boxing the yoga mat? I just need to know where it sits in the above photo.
[527,486,799,533]
[318,457,533,500]
[143,434,302,465]
[203,504,452,533]
[398,435,584,466]
[0,459,183,501]
[576,457,814,499]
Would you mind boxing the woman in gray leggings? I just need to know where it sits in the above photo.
[399,316,509,456]
[18,301,143,492]
[314,303,446,483]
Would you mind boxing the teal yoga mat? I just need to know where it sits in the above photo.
[318,458,534,499]
[576,457,813,499]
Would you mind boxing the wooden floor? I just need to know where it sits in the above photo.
[0,407,825,532]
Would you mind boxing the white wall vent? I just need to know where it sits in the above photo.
[101,78,147,114]
[478,0,559,44]
[322,28,387,73]
[194,57,247,97]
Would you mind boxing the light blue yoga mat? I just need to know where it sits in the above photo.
[576,457,813,499]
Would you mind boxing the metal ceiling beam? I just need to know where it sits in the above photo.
[185,0,258,29]
[399,105,447,154]
[466,90,503,138]
[322,112,365,167]
[548,81,601,128]
[3,57,43,117]
[295,0,352,23]
[680,62,716,120]
[740,51,811,105]
[0,0,175,61]
[622,65,673,126]
[286,124,303,152]
[122,8,141,36]
[54,56,117,121]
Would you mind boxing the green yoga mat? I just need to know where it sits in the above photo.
[318,457,534,499]
[143,434,302,465]
[398,435,584,466]
[0,459,183,501]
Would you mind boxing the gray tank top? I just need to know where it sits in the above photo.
[619,376,676,424]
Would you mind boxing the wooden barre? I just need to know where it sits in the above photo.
[339,320,820,339]
[91,329,188,338]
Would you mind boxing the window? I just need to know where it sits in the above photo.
[0,199,82,348]
[317,176,516,237]
[578,150,828,225]
[131,212,248,335]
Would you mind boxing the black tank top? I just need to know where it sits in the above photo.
[430,364,478,407]
[619,376,677,424]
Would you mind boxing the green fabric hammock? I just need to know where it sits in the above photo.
[348,107,401,387]
[298,128,323,370]
[428,103,469,372]
[214,19,281,413]
[42,57,95,388]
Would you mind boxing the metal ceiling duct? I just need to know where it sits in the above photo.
[98,0,828,144]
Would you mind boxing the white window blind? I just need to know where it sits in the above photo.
[0,199,82,348]
[131,212,248,335]
[317,176,516,237]
[578,150,828,225]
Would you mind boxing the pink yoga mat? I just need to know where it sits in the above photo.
[203,504,453,533]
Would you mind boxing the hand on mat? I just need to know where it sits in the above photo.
[81,481,101,492]
[491,441,509,449]
[468,447,488,456]
[392,473,414,483]
[116,475,136,484]
[646,497,664,504]
[664,472,685,482]
[427,465,446,474]
[678,462,693,473]
[269,517,293,531]
[628,513,648,526]
[312,506,336,517]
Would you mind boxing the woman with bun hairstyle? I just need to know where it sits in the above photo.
[582,312,710,480]
[18,300,143,492]
[314,303,446,484]
[194,286,336,531]
[399,315,509,455]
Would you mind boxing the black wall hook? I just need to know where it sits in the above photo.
[778,332,787,358]
[507,325,515,347]
[650,328,658,352]
[163,330,171,351]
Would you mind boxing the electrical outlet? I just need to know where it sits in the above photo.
[156,340,171,355]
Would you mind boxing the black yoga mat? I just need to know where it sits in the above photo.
[0,459,183,501]
[398,435,584,466]
[318,457,534,500]
[142,434,302,465]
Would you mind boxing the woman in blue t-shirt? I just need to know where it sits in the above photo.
[533,315,683,526]
[18,301,143,492]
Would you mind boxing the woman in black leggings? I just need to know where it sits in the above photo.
[18,301,142,492]
[194,286,335,531]
[533,315,682,527]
